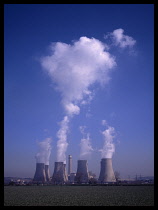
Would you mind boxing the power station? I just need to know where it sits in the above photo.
[33,156,116,184]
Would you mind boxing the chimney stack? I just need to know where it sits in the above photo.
[98,158,116,183]
[75,160,89,183]
[68,155,72,175]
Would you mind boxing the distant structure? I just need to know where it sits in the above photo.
[45,165,51,182]
[69,173,76,183]
[68,155,72,175]
[98,158,116,183]
[52,162,68,184]
[75,160,89,183]
[33,163,46,182]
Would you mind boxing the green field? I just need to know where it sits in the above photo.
[4,185,154,206]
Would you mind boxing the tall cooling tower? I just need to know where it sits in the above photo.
[45,165,50,182]
[75,160,89,183]
[33,163,46,182]
[52,162,68,184]
[98,158,116,183]
[63,163,68,182]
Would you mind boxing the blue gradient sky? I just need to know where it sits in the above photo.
[4,4,154,179]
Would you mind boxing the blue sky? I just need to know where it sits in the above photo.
[4,4,154,179]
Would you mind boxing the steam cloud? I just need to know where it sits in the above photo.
[79,126,93,159]
[56,116,69,163]
[35,138,52,165]
[100,120,115,158]
[105,28,136,49]
[112,28,136,48]
[41,36,116,116]
[40,30,136,162]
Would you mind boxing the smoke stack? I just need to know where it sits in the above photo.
[75,160,89,183]
[45,165,50,182]
[52,162,68,184]
[68,155,72,175]
[33,163,46,182]
[98,158,116,183]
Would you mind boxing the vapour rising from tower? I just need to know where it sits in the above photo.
[100,120,115,159]
[98,120,116,183]
[56,116,69,163]
[41,37,116,164]
[79,126,93,159]
[34,138,52,182]
[40,30,136,162]
[35,138,52,165]
[40,36,116,163]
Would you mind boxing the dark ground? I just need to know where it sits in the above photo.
[4,185,154,206]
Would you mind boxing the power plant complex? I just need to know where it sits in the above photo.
[33,156,116,184]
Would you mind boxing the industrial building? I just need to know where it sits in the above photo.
[33,155,117,184]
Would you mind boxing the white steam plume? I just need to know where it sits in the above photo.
[79,132,93,159]
[79,125,87,138]
[40,30,135,163]
[35,137,52,165]
[100,121,115,158]
[41,36,116,163]
[41,36,116,117]
[56,116,69,163]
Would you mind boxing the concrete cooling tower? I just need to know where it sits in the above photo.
[45,165,50,182]
[33,163,46,182]
[75,160,89,183]
[63,163,68,182]
[52,162,68,184]
[98,158,116,183]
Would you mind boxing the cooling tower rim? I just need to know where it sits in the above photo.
[78,159,87,161]
[36,162,45,164]
[101,158,112,160]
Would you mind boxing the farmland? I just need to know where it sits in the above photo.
[4,185,154,206]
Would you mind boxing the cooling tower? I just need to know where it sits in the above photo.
[33,163,46,182]
[45,165,50,182]
[52,162,68,184]
[68,155,72,175]
[75,160,89,183]
[63,163,68,182]
[98,158,116,183]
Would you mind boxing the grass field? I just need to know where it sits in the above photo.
[4,185,154,206]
